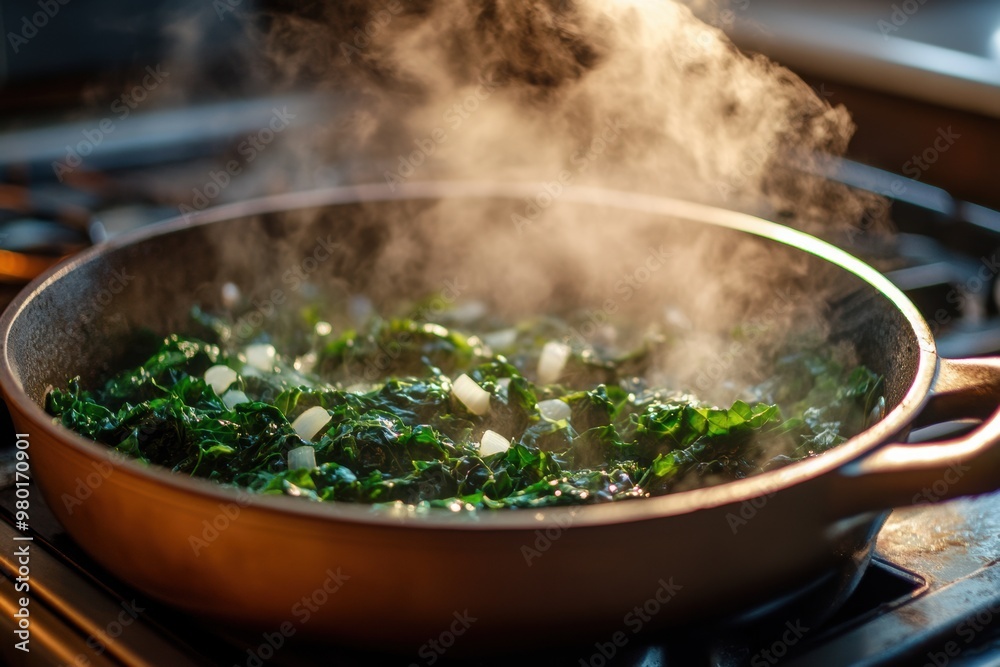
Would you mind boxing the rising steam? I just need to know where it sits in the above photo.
[233,0,880,232]
[154,0,891,402]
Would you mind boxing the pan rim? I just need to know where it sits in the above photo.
[0,181,938,530]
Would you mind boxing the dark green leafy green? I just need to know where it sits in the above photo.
[45,309,884,510]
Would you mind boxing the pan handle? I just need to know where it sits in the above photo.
[831,357,1000,516]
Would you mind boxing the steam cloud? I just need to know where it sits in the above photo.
[154,0,891,402]
[233,0,881,232]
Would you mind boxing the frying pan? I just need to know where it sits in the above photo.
[2,182,1000,650]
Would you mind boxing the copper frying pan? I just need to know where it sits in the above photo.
[1,182,999,649]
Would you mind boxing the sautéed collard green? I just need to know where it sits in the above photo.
[45,303,884,510]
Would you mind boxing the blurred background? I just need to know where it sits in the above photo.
[2,0,998,202]
[720,0,1000,210]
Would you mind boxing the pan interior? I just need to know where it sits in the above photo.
[7,194,919,454]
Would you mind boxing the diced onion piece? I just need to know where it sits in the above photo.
[221,282,240,309]
[479,430,511,457]
[287,445,317,470]
[452,374,491,416]
[204,365,238,395]
[869,396,886,425]
[245,344,276,372]
[497,377,512,391]
[537,399,571,422]
[221,389,250,410]
[482,328,518,350]
[537,341,571,385]
[292,405,332,441]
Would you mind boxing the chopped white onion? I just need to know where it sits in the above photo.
[221,282,240,309]
[869,396,886,425]
[479,430,511,457]
[537,399,571,422]
[221,389,250,410]
[497,377,512,392]
[245,344,276,372]
[482,328,518,350]
[314,321,333,336]
[287,445,317,470]
[452,374,491,416]
[291,405,332,441]
[204,365,238,395]
[537,341,571,385]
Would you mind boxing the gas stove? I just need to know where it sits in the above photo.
[1,100,1000,666]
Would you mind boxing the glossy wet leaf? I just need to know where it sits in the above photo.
[46,312,884,509]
